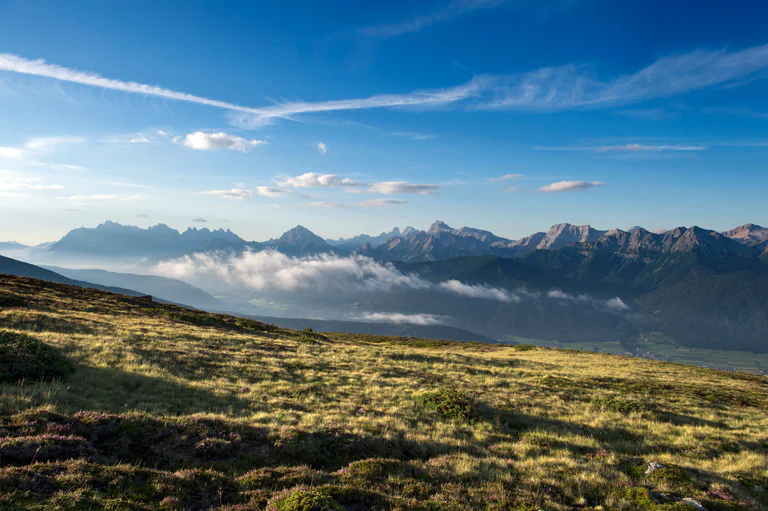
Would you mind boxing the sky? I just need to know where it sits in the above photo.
[1,0,767,245]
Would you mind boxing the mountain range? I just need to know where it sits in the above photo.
[26,219,768,264]
[5,220,768,353]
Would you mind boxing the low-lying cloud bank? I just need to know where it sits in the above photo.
[547,289,630,312]
[356,312,449,326]
[155,251,631,314]
[155,251,511,300]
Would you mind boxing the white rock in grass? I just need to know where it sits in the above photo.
[645,461,664,475]
[681,498,707,510]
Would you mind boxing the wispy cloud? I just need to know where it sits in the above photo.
[181,132,267,151]
[616,108,681,121]
[4,42,768,124]
[69,194,144,201]
[702,107,768,120]
[358,0,507,38]
[191,217,208,223]
[367,181,440,195]
[200,188,252,200]
[317,142,328,155]
[306,201,349,209]
[103,182,151,189]
[28,162,87,172]
[438,280,519,302]
[387,132,437,140]
[538,180,605,193]
[0,171,62,191]
[357,312,449,326]
[358,199,408,207]
[488,173,524,182]
[534,143,707,152]
[24,136,85,151]
[0,146,23,159]
[255,186,292,198]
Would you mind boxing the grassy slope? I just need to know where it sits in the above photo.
[0,274,766,511]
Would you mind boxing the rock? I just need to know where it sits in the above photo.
[754,485,764,493]
[681,498,707,510]
[645,461,664,475]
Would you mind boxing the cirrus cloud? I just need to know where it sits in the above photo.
[537,180,605,193]
[200,188,252,200]
[255,186,292,198]
[367,181,440,195]
[358,199,408,207]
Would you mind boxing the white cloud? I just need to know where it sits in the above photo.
[255,186,292,197]
[200,188,252,200]
[438,280,519,302]
[277,172,360,188]
[28,162,87,172]
[182,132,267,151]
[597,144,706,152]
[317,142,328,155]
[306,201,348,208]
[488,173,523,182]
[357,312,449,326]
[103,182,151,189]
[0,146,24,159]
[24,136,85,151]
[358,0,507,38]
[0,171,62,191]
[69,194,143,201]
[155,252,430,294]
[547,289,631,312]
[388,132,436,140]
[6,43,768,122]
[606,297,629,311]
[358,199,408,207]
[535,144,707,152]
[367,181,440,195]
[537,180,605,193]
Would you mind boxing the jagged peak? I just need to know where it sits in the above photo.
[279,225,325,244]
[402,226,419,237]
[428,220,453,234]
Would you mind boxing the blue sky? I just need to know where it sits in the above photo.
[1,0,767,244]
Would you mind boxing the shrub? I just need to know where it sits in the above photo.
[0,294,26,308]
[416,389,479,423]
[0,330,74,384]
[510,344,538,352]
[265,486,343,511]
[592,395,644,414]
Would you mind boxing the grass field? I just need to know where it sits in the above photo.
[508,333,768,374]
[1,274,767,510]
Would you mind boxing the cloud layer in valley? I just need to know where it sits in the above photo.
[154,251,631,317]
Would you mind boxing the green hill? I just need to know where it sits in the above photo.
[0,274,766,510]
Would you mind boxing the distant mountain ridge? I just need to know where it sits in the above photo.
[48,221,246,259]
[20,220,768,265]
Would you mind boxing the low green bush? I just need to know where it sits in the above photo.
[416,389,479,423]
[0,330,74,384]
[592,395,644,414]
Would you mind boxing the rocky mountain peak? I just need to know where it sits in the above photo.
[428,220,453,234]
